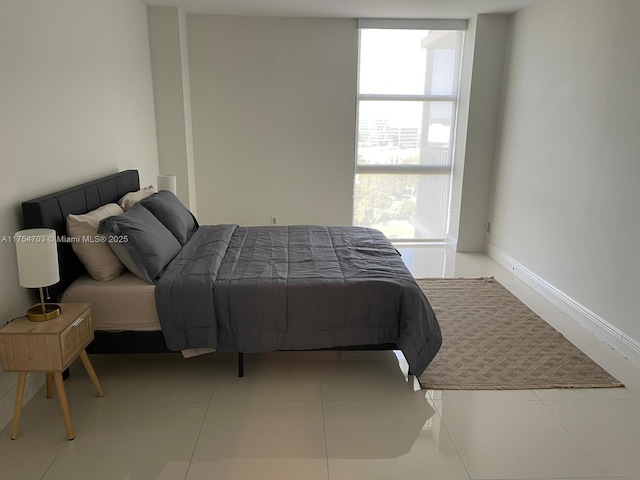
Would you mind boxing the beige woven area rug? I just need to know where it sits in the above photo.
[417,277,623,390]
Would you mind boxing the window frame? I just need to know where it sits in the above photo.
[354,20,466,242]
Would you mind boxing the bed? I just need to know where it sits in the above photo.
[21,170,442,376]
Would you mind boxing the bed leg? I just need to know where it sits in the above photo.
[238,352,244,378]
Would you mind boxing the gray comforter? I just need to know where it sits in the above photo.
[155,225,441,375]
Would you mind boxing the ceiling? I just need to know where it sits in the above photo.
[142,0,535,19]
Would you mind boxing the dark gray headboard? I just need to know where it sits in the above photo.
[21,170,140,300]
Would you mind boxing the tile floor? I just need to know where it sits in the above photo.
[1,246,639,480]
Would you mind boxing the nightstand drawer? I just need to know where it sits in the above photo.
[60,310,92,365]
[0,303,93,372]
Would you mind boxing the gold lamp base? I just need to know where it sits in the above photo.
[27,304,61,322]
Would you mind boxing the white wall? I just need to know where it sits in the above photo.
[187,16,358,226]
[489,0,640,352]
[147,6,198,213]
[0,0,158,427]
[449,14,509,252]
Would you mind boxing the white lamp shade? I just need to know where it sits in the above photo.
[157,175,177,195]
[14,228,60,288]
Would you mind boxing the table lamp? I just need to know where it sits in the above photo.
[157,174,177,195]
[14,228,61,321]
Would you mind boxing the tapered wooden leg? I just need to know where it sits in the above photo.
[79,350,104,397]
[11,372,27,440]
[53,372,74,440]
[46,373,53,399]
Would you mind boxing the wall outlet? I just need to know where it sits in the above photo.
[271,217,278,225]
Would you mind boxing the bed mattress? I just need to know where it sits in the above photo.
[62,273,160,331]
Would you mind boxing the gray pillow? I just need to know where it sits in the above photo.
[139,191,198,245]
[97,203,181,283]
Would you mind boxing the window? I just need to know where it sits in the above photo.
[354,21,465,241]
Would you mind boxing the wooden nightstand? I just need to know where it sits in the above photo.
[0,303,104,440]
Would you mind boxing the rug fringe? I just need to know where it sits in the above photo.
[421,383,625,390]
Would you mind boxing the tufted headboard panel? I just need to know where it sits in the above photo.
[21,170,140,300]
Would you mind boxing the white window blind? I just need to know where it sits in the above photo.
[353,22,465,241]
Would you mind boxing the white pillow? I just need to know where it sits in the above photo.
[67,203,125,281]
[118,185,155,212]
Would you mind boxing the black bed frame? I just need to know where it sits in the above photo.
[21,170,397,377]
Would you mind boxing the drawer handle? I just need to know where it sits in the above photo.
[71,317,85,327]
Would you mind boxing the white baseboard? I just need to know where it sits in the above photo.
[486,241,640,367]
[0,373,44,431]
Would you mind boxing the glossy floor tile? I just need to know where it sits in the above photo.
[43,403,207,480]
[186,401,328,480]
[324,400,469,480]
[432,398,604,479]
[210,357,321,402]
[1,247,639,480]
[92,353,218,405]
[319,353,424,402]
[543,398,640,477]
[0,402,75,480]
